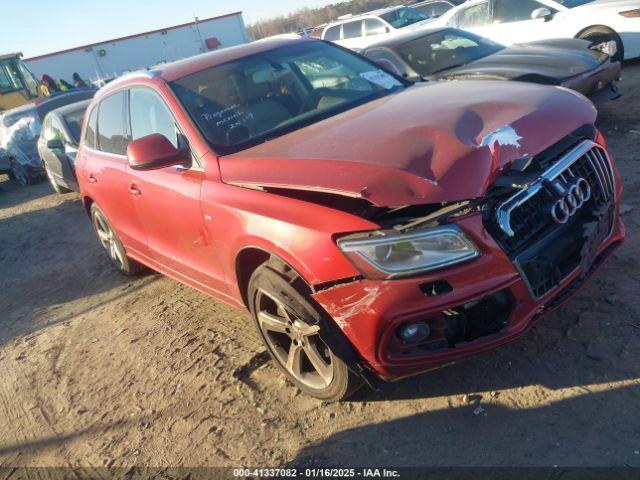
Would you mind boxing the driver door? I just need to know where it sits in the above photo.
[450,0,495,39]
[488,0,559,45]
[125,87,226,292]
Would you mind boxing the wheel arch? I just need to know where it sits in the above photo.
[235,246,312,309]
[575,24,617,39]
[82,195,94,217]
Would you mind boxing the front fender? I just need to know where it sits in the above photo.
[200,180,379,288]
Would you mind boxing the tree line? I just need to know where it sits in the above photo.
[247,0,407,40]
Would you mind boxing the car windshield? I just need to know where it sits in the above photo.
[554,0,595,7]
[63,109,86,143]
[380,7,429,29]
[171,41,407,154]
[397,29,504,77]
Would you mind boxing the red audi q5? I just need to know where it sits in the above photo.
[77,37,624,401]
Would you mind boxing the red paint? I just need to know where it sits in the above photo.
[76,39,624,381]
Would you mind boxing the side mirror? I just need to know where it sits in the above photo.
[46,138,64,150]
[127,133,189,171]
[385,26,391,33]
[531,7,552,20]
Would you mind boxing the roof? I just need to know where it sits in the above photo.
[95,36,314,98]
[328,5,408,26]
[152,36,314,82]
[362,26,450,51]
[24,12,243,62]
[48,99,93,118]
[0,53,23,62]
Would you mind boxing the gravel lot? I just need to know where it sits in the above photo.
[1,61,639,472]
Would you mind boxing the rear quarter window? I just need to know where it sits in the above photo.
[96,91,127,155]
[84,106,98,149]
[324,25,341,41]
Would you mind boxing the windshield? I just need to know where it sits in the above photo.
[397,29,504,77]
[554,0,595,7]
[380,7,429,29]
[0,60,24,94]
[171,41,406,154]
[63,109,87,143]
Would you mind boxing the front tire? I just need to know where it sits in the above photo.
[248,264,362,402]
[90,203,144,276]
[578,27,624,63]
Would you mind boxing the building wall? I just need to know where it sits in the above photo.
[25,14,248,85]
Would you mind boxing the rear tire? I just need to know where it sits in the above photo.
[578,26,624,63]
[248,264,362,402]
[90,203,144,276]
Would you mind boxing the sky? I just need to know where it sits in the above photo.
[0,0,338,58]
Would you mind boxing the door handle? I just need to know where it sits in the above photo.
[88,175,97,184]
[129,185,142,196]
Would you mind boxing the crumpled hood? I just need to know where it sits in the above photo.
[443,39,606,81]
[221,80,596,207]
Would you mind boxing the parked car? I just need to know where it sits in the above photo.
[0,89,96,185]
[321,6,434,50]
[37,99,91,193]
[410,0,465,18]
[362,27,621,102]
[432,0,640,62]
[77,37,624,401]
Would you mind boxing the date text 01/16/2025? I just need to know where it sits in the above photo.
[232,468,401,478]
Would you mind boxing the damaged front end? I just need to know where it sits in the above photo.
[311,125,624,380]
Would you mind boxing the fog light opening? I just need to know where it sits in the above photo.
[398,322,431,344]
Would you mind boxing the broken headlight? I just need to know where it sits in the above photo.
[338,225,480,279]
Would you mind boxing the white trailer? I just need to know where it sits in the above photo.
[25,12,248,85]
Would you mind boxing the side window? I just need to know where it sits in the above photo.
[324,25,341,41]
[343,21,363,39]
[51,117,65,143]
[494,0,548,23]
[455,2,490,28]
[42,116,53,141]
[97,91,127,155]
[129,88,179,148]
[365,18,388,36]
[429,2,456,17]
[84,106,98,149]
[364,49,405,76]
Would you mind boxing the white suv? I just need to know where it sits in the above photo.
[322,6,435,51]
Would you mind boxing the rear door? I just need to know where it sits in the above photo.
[79,92,148,255]
[339,20,365,50]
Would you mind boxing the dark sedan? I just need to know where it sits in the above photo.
[37,99,91,193]
[0,88,96,185]
[362,27,621,103]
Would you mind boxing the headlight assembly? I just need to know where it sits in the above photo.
[337,224,480,279]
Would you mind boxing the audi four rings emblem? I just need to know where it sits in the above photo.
[551,177,592,224]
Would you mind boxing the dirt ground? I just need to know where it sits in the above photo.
[1,62,639,473]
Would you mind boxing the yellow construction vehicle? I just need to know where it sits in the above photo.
[0,53,40,112]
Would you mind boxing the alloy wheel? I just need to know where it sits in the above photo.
[256,288,334,389]
[93,211,125,270]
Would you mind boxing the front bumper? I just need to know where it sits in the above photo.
[313,163,625,382]
[562,60,622,103]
